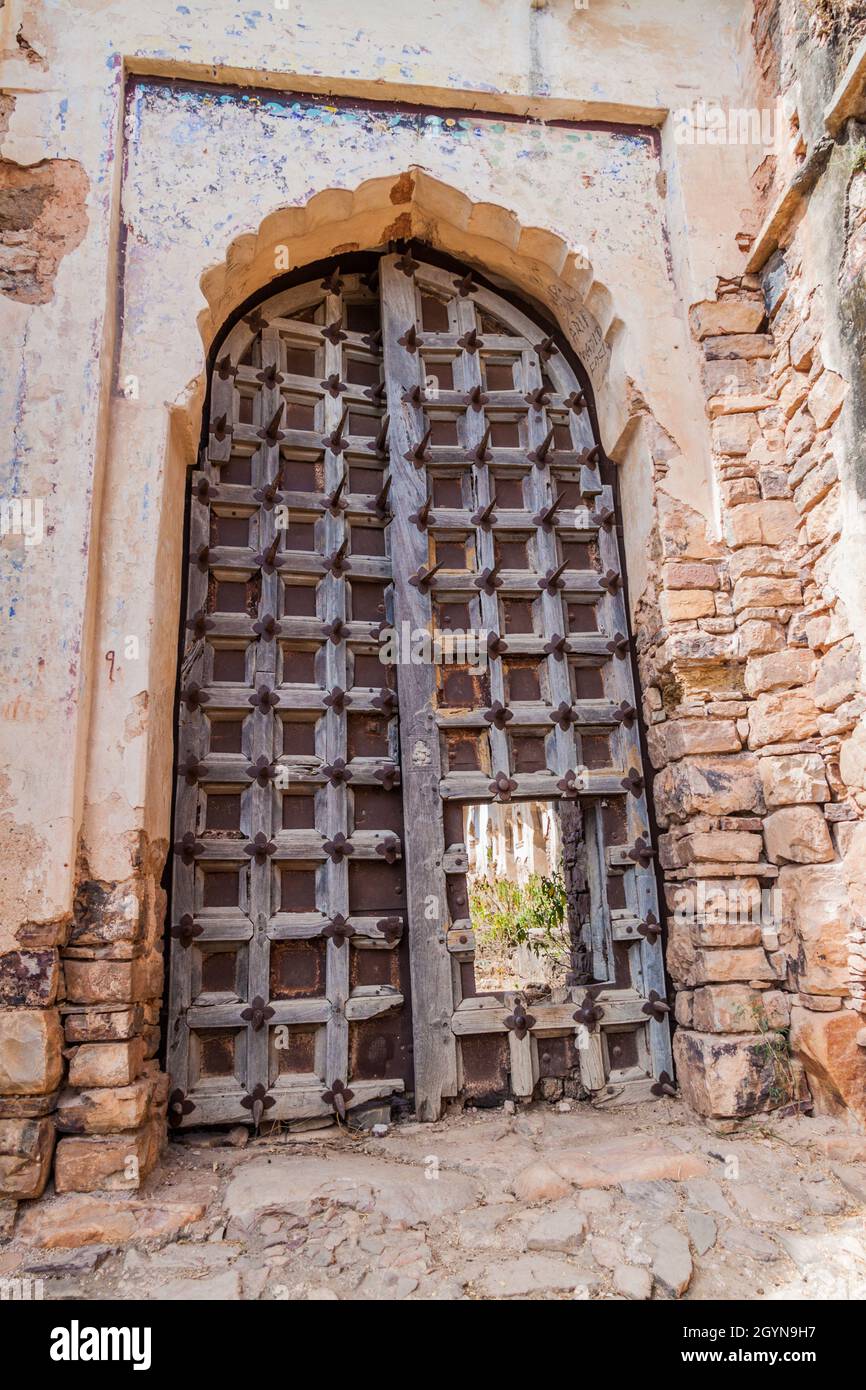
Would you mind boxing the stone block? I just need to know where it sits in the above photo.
[662,561,719,590]
[732,576,802,612]
[660,589,716,622]
[55,1077,156,1135]
[789,1007,866,1125]
[692,947,775,984]
[690,299,764,338]
[814,647,860,711]
[759,753,828,806]
[67,1038,146,1089]
[690,985,789,1033]
[748,690,819,747]
[736,620,785,657]
[0,1117,56,1199]
[724,501,798,549]
[646,719,740,768]
[653,755,762,825]
[0,951,60,1007]
[63,1005,144,1044]
[16,1193,208,1248]
[764,806,834,864]
[0,1007,64,1096]
[779,863,849,994]
[807,369,846,430]
[63,951,164,1006]
[54,1119,164,1194]
[744,650,814,696]
[673,1029,792,1116]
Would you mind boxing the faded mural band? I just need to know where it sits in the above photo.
[167,251,673,1132]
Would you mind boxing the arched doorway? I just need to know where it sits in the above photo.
[166,248,671,1132]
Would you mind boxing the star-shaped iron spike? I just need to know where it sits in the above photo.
[171,915,202,949]
[591,503,615,531]
[320,266,343,294]
[489,771,518,802]
[320,319,348,346]
[524,386,551,409]
[322,758,353,786]
[249,686,280,710]
[257,402,286,446]
[320,373,347,398]
[168,1089,195,1128]
[621,769,645,797]
[244,308,269,333]
[323,833,354,863]
[324,539,351,578]
[504,1000,536,1041]
[322,1078,355,1121]
[252,537,280,575]
[650,1070,678,1099]
[465,384,489,411]
[246,756,277,786]
[543,633,568,660]
[470,499,497,531]
[322,618,347,645]
[395,251,419,277]
[457,327,483,354]
[323,686,351,713]
[474,564,503,596]
[185,610,214,640]
[195,544,210,573]
[535,335,558,361]
[372,687,398,717]
[527,426,555,468]
[538,561,568,594]
[241,995,275,1031]
[564,390,586,414]
[375,836,401,864]
[194,477,218,504]
[374,764,398,791]
[179,753,208,785]
[402,384,424,407]
[637,912,662,943]
[216,354,237,381]
[409,561,444,594]
[612,700,637,727]
[404,425,433,467]
[605,632,630,659]
[398,324,423,353]
[174,831,204,865]
[244,832,277,863]
[627,836,654,868]
[486,631,508,658]
[210,413,230,443]
[376,916,403,943]
[454,271,476,297]
[181,682,210,712]
[252,613,281,639]
[642,989,672,1022]
[572,986,605,1033]
[557,769,580,799]
[483,700,514,731]
[550,701,576,731]
[256,362,284,389]
[241,1082,275,1131]
[408,496,433,531]
[598,568,621,595]
[322,913,355,947]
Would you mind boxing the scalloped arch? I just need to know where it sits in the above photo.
[196,169,632,452]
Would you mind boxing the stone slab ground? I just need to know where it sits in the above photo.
[2,1100,865,1301]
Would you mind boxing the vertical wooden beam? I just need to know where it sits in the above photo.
[380,254,458,1119]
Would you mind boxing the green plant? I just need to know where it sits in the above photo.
[751,1005,796,1106]
[469,870,567,959]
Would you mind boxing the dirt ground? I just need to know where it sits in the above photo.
[3,1099,866,1301]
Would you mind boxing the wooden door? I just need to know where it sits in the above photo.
[166,252,672,1131]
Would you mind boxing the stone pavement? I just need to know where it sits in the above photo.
[2,1099,865,1301]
